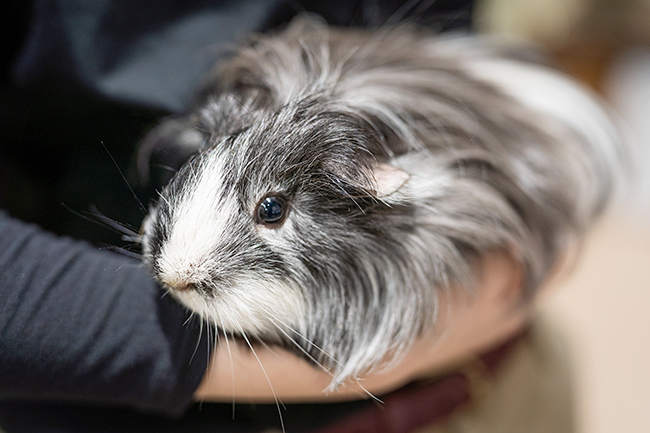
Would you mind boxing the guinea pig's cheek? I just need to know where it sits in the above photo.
[224,276,307,334]
[172,275,307,338]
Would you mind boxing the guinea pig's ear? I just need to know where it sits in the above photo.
[371,163,410,197]
[136,118,206,187]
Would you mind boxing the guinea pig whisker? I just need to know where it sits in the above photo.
[219,326,237,420]
[61,203,142,245]
[207,319,215,361]
[182,309,197,327]
[236,323,286,433]
[259,308,341,367]
[102,245,142,259]
[187,312,205,365]
[88,206,141,240]
[265,315,383,403]
[266,318,334,378]
[101,141,148,215]
[352,380,385,405]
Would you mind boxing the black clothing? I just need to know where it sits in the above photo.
[0,211,209,416]
[0,0,474,246]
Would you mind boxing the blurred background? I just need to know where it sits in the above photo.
[475,1,650,432]
[0,1,648,431]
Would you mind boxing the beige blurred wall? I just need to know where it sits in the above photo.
[541,213,650,433]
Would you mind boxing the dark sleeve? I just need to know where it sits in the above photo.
[0,211,209,417]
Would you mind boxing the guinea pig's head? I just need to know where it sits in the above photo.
[141,97,419,382]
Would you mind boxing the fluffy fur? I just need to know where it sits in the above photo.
[139,17,623,386]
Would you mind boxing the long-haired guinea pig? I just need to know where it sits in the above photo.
[138,17,623,386]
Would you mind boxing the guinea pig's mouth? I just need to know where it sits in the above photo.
[159,274,308,341]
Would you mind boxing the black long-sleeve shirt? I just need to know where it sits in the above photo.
[0,211,209,416]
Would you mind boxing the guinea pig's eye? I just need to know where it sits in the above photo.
[256,195,288,226]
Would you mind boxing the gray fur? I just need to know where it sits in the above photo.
[139,17,623,385]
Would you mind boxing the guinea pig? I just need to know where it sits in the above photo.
[138,17,623,386]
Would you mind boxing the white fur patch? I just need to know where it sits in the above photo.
[157,156,233,287]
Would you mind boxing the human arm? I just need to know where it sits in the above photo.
[0,211,208,416]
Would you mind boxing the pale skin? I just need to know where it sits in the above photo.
[194,250,534,403]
